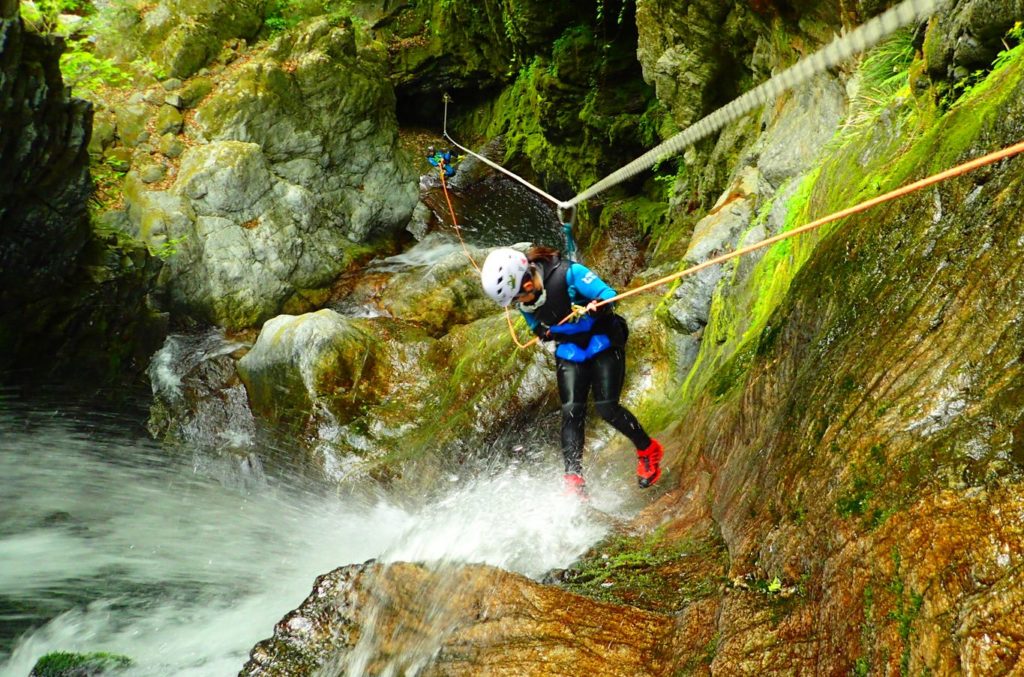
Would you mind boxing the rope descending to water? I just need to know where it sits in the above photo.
[438,165,481,272]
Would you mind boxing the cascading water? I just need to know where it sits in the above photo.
[0,175,623,675]
[0,387,620,676]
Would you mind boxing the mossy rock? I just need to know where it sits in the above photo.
[179,76,214,108]
[96,0,265,79]
[30,651,131,677]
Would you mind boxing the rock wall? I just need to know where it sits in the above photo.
[242,561,680,676]
[94,0,265,79]
[0,0,92,332]
[637,11,1024,673]
[121,18,418,330]
[0,0,164,382]
[241,2,1024,673]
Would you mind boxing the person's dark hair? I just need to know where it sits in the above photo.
[526,245,560,264]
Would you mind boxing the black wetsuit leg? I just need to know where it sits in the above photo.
[556,358,591,475]
[591,348,651,450]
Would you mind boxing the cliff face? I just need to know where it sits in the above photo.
[644,50,1024,672]
[0,1,165,383]
[244,1,1024,673]
[0,0,92,341]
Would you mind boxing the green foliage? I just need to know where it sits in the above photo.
[560,528,727,613]
[650,156,681,201]
[61,39,133,94]
[264,0,356,35]
[941,22,1024,108]
[841,28,916,134]
[595,0,630,27]
[149,235,188,261]
[19,0,91,35]
[19,1,133,96]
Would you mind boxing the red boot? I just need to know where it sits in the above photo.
[562,473,588,499]
[636,439,663,488]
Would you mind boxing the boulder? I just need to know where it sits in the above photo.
[29,651,131,676]
[95,0,265,79]
[242,562,677,676]
[123,19,418,329]
[235,309,438,478]
[376,242,496,336]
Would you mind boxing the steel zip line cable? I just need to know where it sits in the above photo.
[563,0,948,208]
[442,0,947,211]
[442,95,564,206]
[507,138,1024,349]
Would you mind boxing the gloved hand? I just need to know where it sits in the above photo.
[533,323,552,341]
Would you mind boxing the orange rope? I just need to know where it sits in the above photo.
[508,138,1024,350]
[435,159,540,347]
[438,164,480,272]
[504,307,535,349]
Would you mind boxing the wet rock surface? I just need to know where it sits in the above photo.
[0,0,165,381]
[242,561,677,677]
[244,10,1024,674]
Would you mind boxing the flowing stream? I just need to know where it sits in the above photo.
[0,177,619,676]
[0,392,612,676]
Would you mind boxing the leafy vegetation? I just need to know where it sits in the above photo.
[20,1,134,96]
[60,40,133,92]
[263,0,357,35]
[838,28,916,136]
[947,21,1024,107]
[559,527,727,613]
[19,0,91,34]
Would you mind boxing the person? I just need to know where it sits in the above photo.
[426,146,458,178]
[480,245,663,496]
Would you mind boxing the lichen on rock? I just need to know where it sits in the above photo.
[122,18,418,329]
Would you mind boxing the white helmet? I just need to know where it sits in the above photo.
[481,247,530,306]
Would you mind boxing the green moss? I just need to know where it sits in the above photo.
[707,340,755,399]
[680,49,1024,415]
[560,527,728,614]
[470,16,657,194]
[587,195,668,249]
[676,632,721,675]
[31,651,131,676]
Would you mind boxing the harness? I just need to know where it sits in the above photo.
[528,258,618,362]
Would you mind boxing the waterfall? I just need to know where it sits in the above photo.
[0,388,618,676]
[0,174,607,675]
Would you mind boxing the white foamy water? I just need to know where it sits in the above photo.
[0,394,614,677]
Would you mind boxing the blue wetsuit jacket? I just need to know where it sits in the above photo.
[519,260,621,362]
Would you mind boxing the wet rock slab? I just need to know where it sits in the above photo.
[241,561,676,676]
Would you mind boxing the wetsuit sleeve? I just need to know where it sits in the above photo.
[568,263,616,303]
[520,309,539,331]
